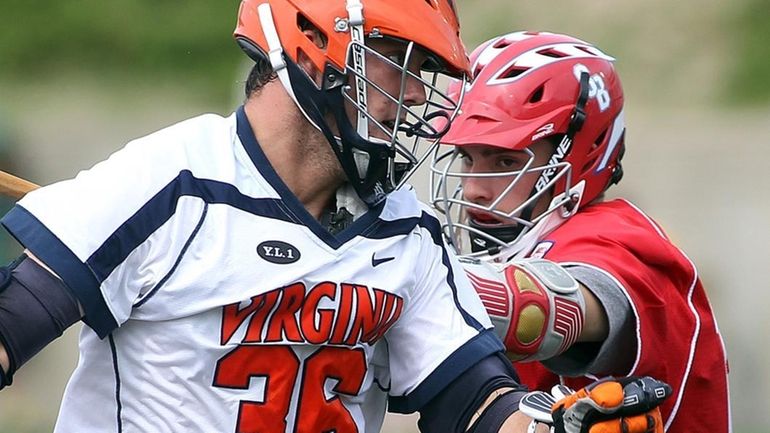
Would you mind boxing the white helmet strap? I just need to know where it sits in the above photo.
[257,2,322,131]
[346,0,370,142]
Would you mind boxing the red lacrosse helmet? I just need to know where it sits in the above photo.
[431,31,626,256]
[235,0,470,206]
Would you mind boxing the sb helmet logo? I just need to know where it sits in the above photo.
[573,63,611,112]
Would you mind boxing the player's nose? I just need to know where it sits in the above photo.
[461,175,493,205]
[402,65,427,107]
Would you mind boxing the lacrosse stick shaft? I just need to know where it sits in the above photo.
[0,170,39,200]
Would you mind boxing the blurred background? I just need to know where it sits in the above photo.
[1,0,768,432]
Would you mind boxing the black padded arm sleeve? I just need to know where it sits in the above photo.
[418,352,528,433]
[0,255,82,389]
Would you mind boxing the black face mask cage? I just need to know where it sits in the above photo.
[279,59,389,205]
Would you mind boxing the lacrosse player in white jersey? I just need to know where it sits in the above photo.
[0,1,566,432]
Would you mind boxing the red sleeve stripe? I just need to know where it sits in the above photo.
[465,272,510,316]
[553,297,583,353]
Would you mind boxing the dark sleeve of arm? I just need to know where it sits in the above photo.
[541,265,636,376]
[0,255,82,384]
[418,352,528,433]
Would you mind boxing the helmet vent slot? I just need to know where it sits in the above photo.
[528,85,545,103]
[593,128,608,149]
[537,48,567,58]
[575,45,599,56]
[447,0,458,15]
[500,66,529,79]
[581,158,597,175]
[493,38,513,49]
[297,14,328,48]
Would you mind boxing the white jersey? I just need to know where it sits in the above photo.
[1,108,499,433]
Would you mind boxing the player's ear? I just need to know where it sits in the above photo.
[297,21,327,86]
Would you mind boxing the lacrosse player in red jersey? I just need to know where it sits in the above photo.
[431,31,730,433]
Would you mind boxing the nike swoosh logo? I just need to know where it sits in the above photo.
[371,253,395,267]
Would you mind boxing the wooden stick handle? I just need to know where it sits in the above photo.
[0,170,40,200]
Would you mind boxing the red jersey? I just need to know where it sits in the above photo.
[514,199,730,432]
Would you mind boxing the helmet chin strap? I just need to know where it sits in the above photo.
[258,3,322,133]
[467,221,524,254]
[346,0,367,138]
[346,0,373,180]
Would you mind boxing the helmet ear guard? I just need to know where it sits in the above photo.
[526,71,591,217]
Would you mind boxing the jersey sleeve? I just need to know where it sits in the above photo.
[384,213,504,414]
[547,216,698,379]
[541,264,636,376]
[1,129,207,338]
[538,201,729,427]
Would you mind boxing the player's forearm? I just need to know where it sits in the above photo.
[467,387,516,428]
[577,283,609,342]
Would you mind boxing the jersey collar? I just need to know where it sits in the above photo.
[235,106,385,249]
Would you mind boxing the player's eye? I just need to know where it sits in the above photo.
[391,49,428,72]
[457,150,473,167]
[494,152,529,172]
[387,51,407,66]
[498,157,520,169]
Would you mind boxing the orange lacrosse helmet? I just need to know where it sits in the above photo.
[235,0,470,206]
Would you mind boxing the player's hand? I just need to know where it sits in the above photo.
[519,376,672,433]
